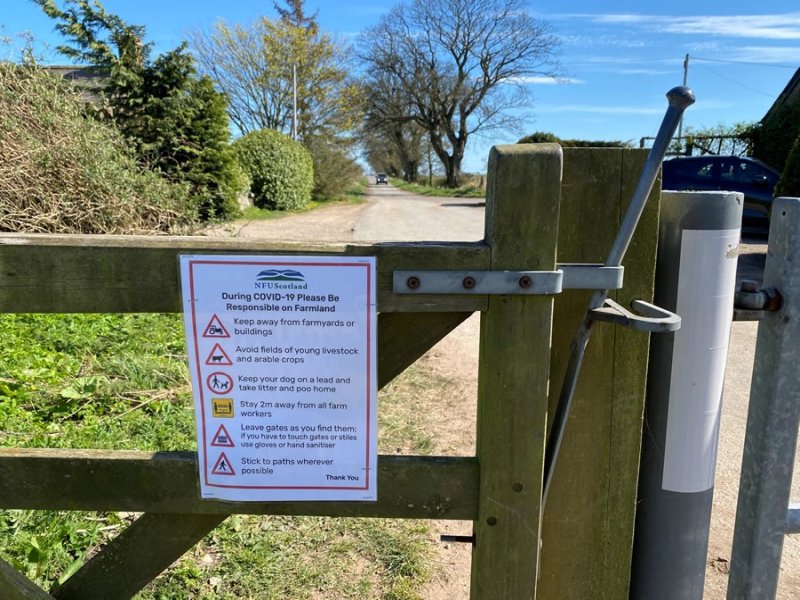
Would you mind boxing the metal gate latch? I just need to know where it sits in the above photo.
[393,264,624,295]
[590,298,681,332]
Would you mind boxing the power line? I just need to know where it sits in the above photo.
[693,62,776,98]
[692,56,799,69]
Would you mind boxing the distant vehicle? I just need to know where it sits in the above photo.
[376,173,389,185]
[661,156,780,231]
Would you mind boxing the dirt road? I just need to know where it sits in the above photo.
[208,183,799,598]
[211,184,485,243]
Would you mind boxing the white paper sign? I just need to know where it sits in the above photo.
[179,255,377,501]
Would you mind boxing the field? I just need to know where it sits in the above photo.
[0,313,454,599]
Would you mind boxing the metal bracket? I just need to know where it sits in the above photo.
[733,280,782,321]
[393,264,624,295]
[590,298,681,332]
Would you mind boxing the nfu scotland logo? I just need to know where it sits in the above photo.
[255,269,308,289]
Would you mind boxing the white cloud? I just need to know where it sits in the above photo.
[722,45,800,64]
[571,13,800,40]
[560,33,649,48]
[509,75,585,85]
[614,68,674,76]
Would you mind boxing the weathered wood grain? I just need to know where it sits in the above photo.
[470,144,562,599]
[0,234,488,313]
[0,449,478,520]
[52,513,227,600]
[0,556,54,599]
[538,148,659,599]
[378,312,472,388]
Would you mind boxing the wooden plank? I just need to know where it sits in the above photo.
[0,556,54,599]
[378,312,472,388]
[538,148,659,599]
[0,234,488,313]
[604,149,661,596]
[0,449,478,520]
[52,513,226,600]
[470,144,562,599]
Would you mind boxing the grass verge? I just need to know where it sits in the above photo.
[390,179,485,199]
[240,180,368,221]
[0,313,447,598]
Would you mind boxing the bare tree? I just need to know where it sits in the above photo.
[359,0,559,186]
[362,71,424,181]
[191,19,291,134]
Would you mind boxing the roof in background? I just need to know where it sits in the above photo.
[763,68,800,123]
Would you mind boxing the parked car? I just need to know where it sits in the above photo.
[376,173,389,185]
[661,156,780,231]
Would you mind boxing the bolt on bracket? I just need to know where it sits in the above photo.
[393,264,624,295]
[733,280,782,321]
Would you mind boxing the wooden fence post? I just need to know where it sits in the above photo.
[470,144,562,598]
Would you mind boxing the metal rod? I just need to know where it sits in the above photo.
[541,86,695,507]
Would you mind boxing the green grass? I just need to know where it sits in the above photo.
[390,178,485,199]
[0,313,438,598]
[239,179,368,221]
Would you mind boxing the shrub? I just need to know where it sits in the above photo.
[752,104,800,172]
[305,136,363,200]
[233,129,313,210]
[775,135,800,198]
[517,131,630,147]
[0,63,195,234]
[34,0,245,220]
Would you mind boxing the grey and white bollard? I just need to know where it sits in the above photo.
[630,190,743,599]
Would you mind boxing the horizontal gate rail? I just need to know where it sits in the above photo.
[0,234,489,313]
[0,449,478,519]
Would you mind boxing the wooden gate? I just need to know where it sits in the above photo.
[0,145,659,599]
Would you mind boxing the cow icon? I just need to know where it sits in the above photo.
[205,344,232,366]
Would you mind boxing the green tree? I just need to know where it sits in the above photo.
[191,10,361,141]
[676,122,755,157]
[191,3,363,199]
[34,0,244,219]
[752,103,800,171]
[274,0,318,34]
[358,0,560,187]
[305,135,363,200]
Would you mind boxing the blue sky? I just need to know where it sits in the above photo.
[2,0,799,172]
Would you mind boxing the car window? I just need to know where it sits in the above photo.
[719,160,738,182]
[672,160,714,179]
[737,161,773,184]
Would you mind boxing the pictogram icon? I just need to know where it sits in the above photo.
[207,371,233,394]
[203,314,230,338]
[211,452,235,476]
[205,343,232,366]
[212,398,234,418]
[210,424,235,447]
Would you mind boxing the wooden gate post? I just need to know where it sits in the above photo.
[470,144,562,598]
